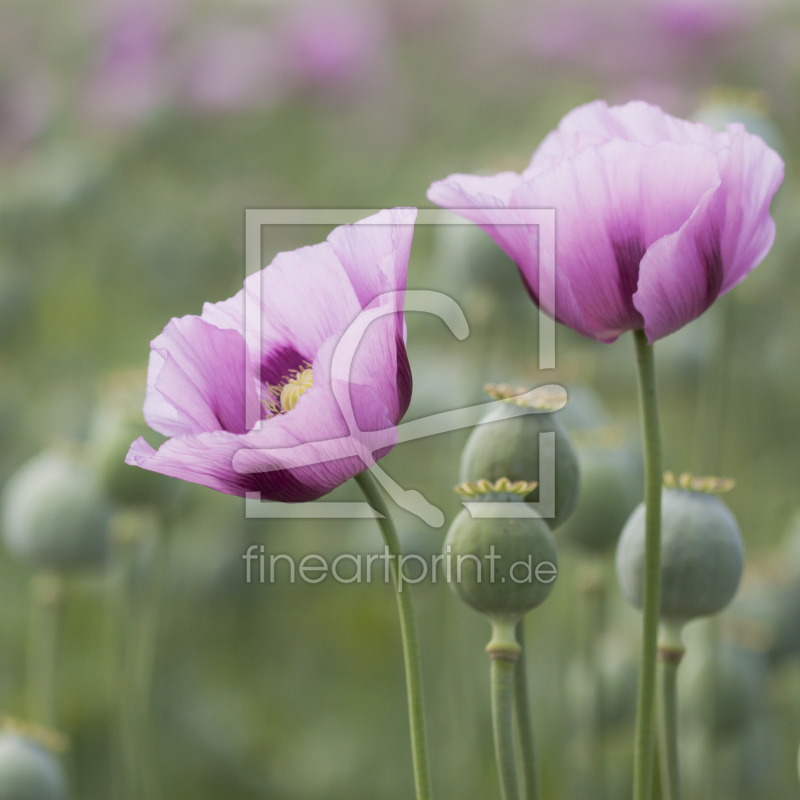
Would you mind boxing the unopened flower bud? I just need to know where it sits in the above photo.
[0,732,67,800]
[445,480,558,625]
[460,385,580,529]
[616,484,744,622]
[2,449,111,571]
[560,445,642,554]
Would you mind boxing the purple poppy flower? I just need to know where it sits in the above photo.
[427,100,784,343]
[126,208,415,502]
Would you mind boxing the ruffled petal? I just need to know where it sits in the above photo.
[143,316,259,438]
[513,138,721,341]
[718,124,784,292]
[526,100,724,178]
[129,381,398,501]
[634,126,784,342]
[426,171,522,216]
[202,239,364,380]
[325,207,416,421]
[427,170,591,338]
[133,209,415,501]
[327,207,416,308]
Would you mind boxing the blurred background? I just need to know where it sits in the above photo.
[1,0,800,797]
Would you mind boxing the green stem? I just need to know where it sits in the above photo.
[576,561,607,800]
[657,623,684,800]
[632,329,663,800]
[514,620,541,800]
[657,658,681,800]
[114,537,140,800]
[490,647,521,800]
[27,573,62,729]
[136,517,170,800]
[354,470,433,800]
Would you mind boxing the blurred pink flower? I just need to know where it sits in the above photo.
[180,25,283,113]
[127,208,416,501]
[82,0,176,127]
[524,0,752,81]
[428,100,783,344]
[280,1,387,88]
[652,0,749,40]
[0,69,53,156]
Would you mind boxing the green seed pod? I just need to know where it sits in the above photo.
[88,412,174,510]
[87,373,177,510]
[445,481,559,625]
[0,734,67,800]
[560,445,642,554]
[682,643,765,740]
[616,487,744,622]
[693,100,784,154]
[726,579,800,665]
[2,449,111,571]
[554,385,610,432]
[459,388,580,530]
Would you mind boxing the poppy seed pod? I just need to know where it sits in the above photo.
[89,410,175,510]
[459,386,580,530]
[616,485,744,622]
[0,733,67,800]
[560,445,642,554]
[682,643,764,740]
[445,480,559,625]
[2,449,111,571]
[725,580,800,665]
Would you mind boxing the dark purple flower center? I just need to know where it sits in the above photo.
[612,236,647,328]
[260,345,313,418]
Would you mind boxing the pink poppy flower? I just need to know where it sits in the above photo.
[126,208,415,501]
[82,0,175,127]
[427,100,783,343]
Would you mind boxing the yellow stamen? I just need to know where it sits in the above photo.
[279,368,314,412]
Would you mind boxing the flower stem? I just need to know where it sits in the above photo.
[487,621,522,800]
[135,516,171,800]
[355,470,433,800]
[114,535,140,800]
[657,624,685,800]
[514,620,541,800]
[577,561,607,800]
[632,329,663,800]
[27,573,63,728]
